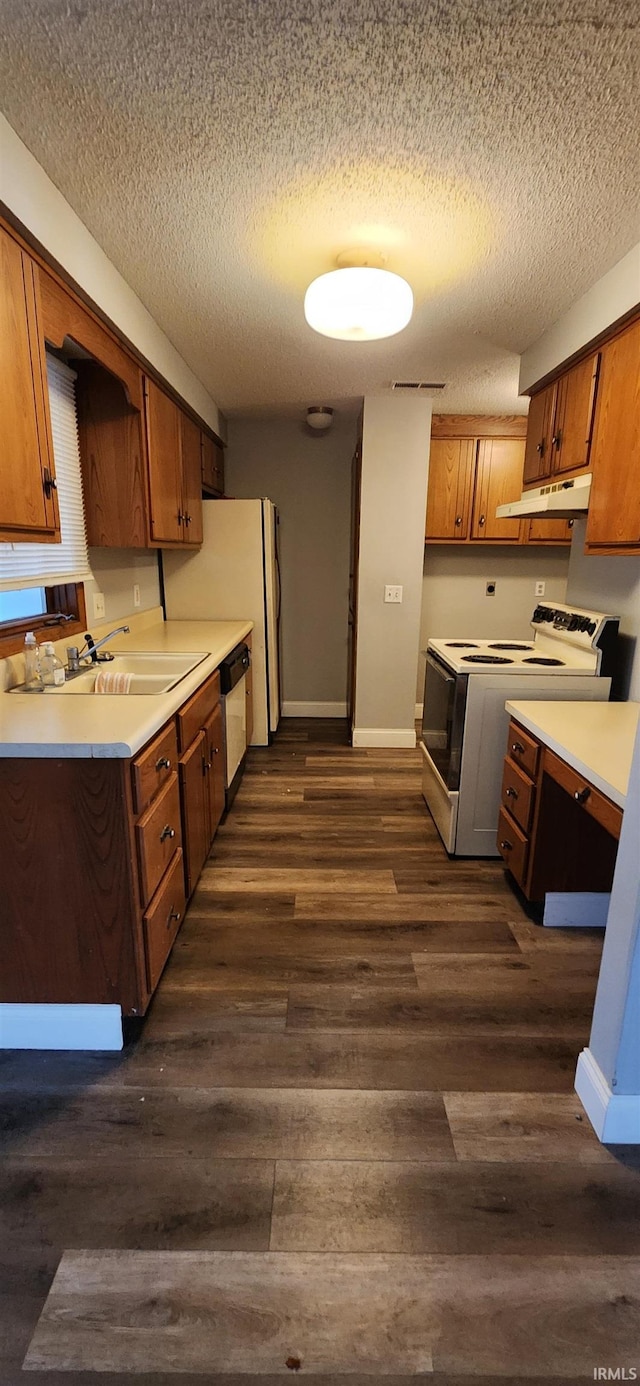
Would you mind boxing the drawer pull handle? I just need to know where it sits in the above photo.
[160,825,175,842]
[500,839,513,852]
[155,756,171,771]
[574,786,591,804]
[167,909,181,927]
[506,786,518,799]
[511,741,525,755]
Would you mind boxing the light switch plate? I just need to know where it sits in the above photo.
[384,585,403,604]
[92,591,106,620]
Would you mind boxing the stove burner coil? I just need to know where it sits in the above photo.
[488,643,533,651]
[445,642,479,648]
[523,656,564,666]
[462,654,514,665]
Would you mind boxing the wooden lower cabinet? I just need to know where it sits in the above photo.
[498,718,621,901]
[0,674,227,1017]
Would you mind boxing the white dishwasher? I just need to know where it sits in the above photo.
[220,641,250,808]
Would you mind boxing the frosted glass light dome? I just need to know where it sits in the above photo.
[304,266,413,341]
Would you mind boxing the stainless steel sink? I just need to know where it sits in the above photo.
[11,651,209,695]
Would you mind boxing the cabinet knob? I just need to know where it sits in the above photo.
[568,519,574,528]
[506,786,518,799]
[455,515,462,526]
[43,467,58,498]
[155,756,171,771]
[511,741,525,755]
[478,515,486,527]
[500,839,513,852]
[574,786,591,804]
[160,824,175,842]
[536,441,545,456]
[177,510,184,524]
[167,909,181,928]
[552,432,562,449]
[184,513,192,525]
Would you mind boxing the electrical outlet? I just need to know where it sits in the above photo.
[384,585,403,604]
[92,591,106,620]
[485,581,496,597]
[133,583,141,608]
[535,580,546,597]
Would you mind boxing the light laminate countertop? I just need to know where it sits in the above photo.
[0,620,252,759]
[505,699,640,809]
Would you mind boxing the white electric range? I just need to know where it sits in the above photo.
[420,601,619,856]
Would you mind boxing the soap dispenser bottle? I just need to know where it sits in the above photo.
[39,641,66,688]
[23,631,43,690]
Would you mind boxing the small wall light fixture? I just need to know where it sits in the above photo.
[304,250,413,342]
[306,406,334,432]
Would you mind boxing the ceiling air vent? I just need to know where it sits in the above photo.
[390,381,446,392]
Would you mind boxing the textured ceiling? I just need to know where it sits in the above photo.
[1,0,639,418]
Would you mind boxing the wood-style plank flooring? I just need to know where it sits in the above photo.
[2,718,640,1382]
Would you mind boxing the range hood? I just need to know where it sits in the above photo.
[496,472,591,519]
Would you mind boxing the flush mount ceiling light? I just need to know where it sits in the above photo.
[304,250,413,342]
[306,406,334,431]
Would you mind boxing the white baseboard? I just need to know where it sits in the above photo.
[543,892,611,928]
[575,1048,640,1143]
[352,727,417,749]
[0,1003,123,1051]
[281,701,347,718]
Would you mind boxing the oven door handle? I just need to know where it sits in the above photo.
[425,651,456,685]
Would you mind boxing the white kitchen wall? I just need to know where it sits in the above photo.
[1,117,223,438]
[84,549,161,628]
[417,545,570,701]
[225,414,355,711]
[566,518,640,700]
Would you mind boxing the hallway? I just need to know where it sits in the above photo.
[2,719,640,1380]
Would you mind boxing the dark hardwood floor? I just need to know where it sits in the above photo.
[2,718,639,1382]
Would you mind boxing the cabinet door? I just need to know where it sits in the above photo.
[550,353,600,477]
[203,703,225,842]
[179,730,210,897]
[202,433,224,495]
[425,438,474,540]
[76,361,149,547]
[471,439,525,542]
[0,228,60,541]
[526,518,574,545]
[144,378,183,543]
[523,385,555,486]
[585,319,640,551]
[180,412,204,545]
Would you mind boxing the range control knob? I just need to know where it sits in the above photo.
[587,620,597,636]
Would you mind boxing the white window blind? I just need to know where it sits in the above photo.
[0,354,91,591]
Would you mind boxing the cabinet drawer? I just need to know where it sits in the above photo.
[507,721,540,779]
[136,772,182,905]
[131,721,178,815]
[177,672,220,752]
[501,757,535,833]
[143,848,186,993]
[543,748,623,840]
[497,807,529,889]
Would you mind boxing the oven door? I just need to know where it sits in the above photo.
[421,651,468,791]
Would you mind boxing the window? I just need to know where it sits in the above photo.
[0,587,46,622]
[0,354,90,656]
[0,353,91,590]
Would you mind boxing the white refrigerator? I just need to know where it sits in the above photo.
[162,498,281,745]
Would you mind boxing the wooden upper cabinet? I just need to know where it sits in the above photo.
[550,352,600,477]
[425,438,474,540]
[39,269,142,410]
[179,412,204,546]
[527,517,574,545]
[523,353,600,488]
[144,378,184,543]
[202,433,225,495]
[76,360,148,548]
[471,439,525,543]
[0,228,60,542]
[523,385,555,486]
[585,317,640,551]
